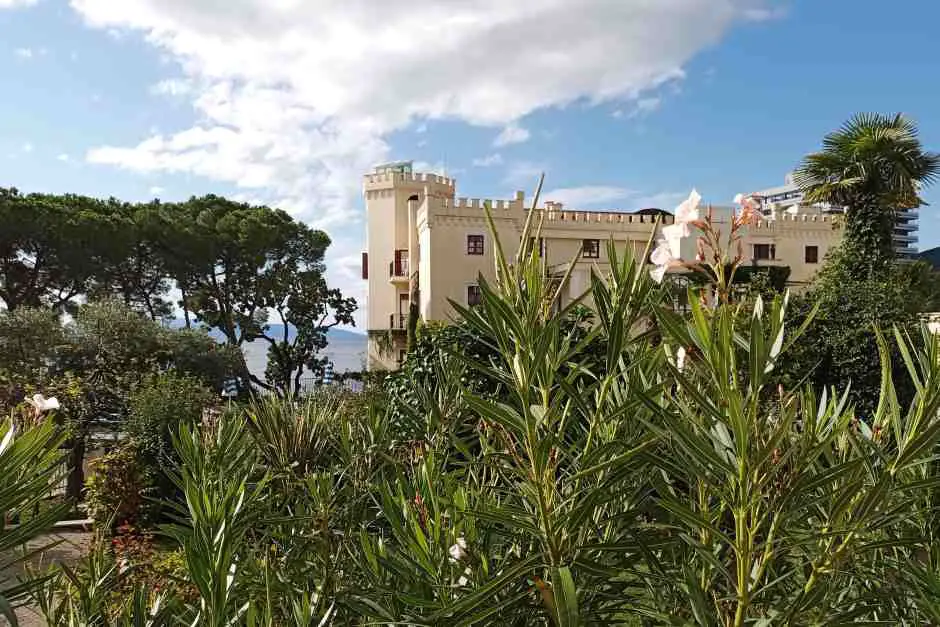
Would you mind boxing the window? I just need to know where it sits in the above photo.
[753,243,776,261]
[467,234,485,255]
[805,245,819,264]
[398,350,407,365]
[528,237,545,257]
[467,285,482,306]
[582,239,600,259]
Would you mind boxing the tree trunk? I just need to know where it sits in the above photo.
[180,285,192,329]
[844,198,896,278]
[65,434,86,503]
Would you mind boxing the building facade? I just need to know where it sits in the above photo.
[363,163,844,371]
[754,173,918,258]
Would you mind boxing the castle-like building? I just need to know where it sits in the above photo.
[362,162,843,370]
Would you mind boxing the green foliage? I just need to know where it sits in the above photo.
[0,188,357,397]
[27,170,940,624]
[0,417,69,623]
[126,373,214,463]
[0,188,113,312]
[163,412,269,627]
[85,446,159,531]
[781,255,920,416]
[154,195,357,394]
[795,112,940,274]
[34,532,182,625]
[0,299,241,504]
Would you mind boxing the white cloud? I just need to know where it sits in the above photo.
[72,0,765,224]
[150,78,191,97]
[21,142,33,153]
[472,153,503,167]
[0,0,38,8]
[493,124,531,147]
[503,161,546,189]
[56,153,70,161]
[149,185,165,195]
[14,47,33,58]
[69,0,768,323]
[543,186,634,208]
[619,96,663,119]
[743,6,788,21]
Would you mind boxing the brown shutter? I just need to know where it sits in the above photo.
[361,252,368,279]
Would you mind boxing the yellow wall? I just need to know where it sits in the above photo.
[364,169,844,370]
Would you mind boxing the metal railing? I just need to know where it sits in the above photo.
[389,251,409,278]
[389,313,407,330]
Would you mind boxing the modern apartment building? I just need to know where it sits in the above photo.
[754,173,918,258]
[363,162,843,371]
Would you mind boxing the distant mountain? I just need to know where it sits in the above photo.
[165,319,363,341]
[919,246,940,269]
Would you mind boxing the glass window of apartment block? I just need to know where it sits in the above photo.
[467,284,482,306]
[582,239,600,259]
[467,234,485,255]
[805,245,819,264]
[753,243,776,261]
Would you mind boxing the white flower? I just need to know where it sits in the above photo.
[662,222,689,240]
[649,233,681,283]
[674,189,701,224]
[650,188,699,284]
[449,537,468,563]
[676,346,687,371]
[28,394,60,414]
[733,193,744,205]
[649,264,668,284]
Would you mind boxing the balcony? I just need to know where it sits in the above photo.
[389,313,407,331]
[894,233,919,244]
[389,250,409,284]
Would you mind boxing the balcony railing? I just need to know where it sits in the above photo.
[389,250,409,280]
[389,313,407,330]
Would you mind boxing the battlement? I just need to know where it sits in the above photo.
[450,197,512,211]
[753,213,841,228]
[544,209,672,225]
[363,171,456,188]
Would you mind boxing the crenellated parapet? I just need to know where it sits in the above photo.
[363,171,456,190]
[752,213,843,230]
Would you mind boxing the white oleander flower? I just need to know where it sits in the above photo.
[448,536,468,563]
[28,394,60,414]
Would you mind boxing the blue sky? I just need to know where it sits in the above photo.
[2,0,938,327]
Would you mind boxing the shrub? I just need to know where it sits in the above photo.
[85,445,159,531]
[125,372,215,463]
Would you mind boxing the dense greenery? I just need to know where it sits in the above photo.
[0,417,69,623]
[782,113,940,415]
[8,184,940,624]
[4,113,940,624]
[0,300,241,501]
[794,112,940,275]
[0,190,356,394]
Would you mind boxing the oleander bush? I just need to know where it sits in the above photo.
[30,190,940,625]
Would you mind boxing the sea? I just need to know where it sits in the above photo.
[167,321,368,380]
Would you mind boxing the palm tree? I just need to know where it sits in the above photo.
[794,113,940,274]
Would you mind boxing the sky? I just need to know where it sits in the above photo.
[2,0,939,330]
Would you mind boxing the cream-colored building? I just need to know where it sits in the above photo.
[363,162,843,370]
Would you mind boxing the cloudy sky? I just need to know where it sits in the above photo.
[2,0,938,329]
